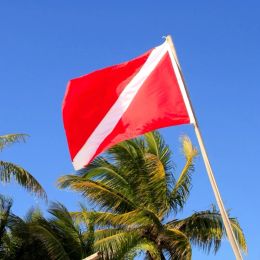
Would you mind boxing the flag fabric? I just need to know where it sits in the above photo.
[63,40,195,170]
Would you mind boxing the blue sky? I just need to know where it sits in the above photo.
[1,1,260,259]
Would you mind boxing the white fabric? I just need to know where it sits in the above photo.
[165,43,195,124]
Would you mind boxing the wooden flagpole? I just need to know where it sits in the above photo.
[82,252,101,260]
[166,35,243,260]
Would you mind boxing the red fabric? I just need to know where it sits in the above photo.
[63,50,152,159]
[86,53,190,164]
[63,46,191,169]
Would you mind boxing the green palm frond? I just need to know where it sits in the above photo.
[48,202,75,228]
[0,232,18,259]
[162,228,191,260]
[126,239,161,260]
[28,223,70,260]
[170,136,198,212]
[143,153,170,217]
[166,208,247,254]
[0,161,46,199]
[47,202,88,258]
[144,132,173,172]
[94,230,140,260]
[229,218,247,253]
[0,134,28,151]
[72,204,93,226]
[143,132,175,217]
[93,228,124,240]
[71,209,155,229]
[75,205,96,255]
[58,175,136,213]
[107,138,146,169]
[0,195,13,241]
[24,207,43,223]
[77,157,135,206]
[79,157,130,188]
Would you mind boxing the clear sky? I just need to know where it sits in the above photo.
[1,1,259,259]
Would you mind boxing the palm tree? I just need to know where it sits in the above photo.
[0,201,95,260]
[0,134,46,199]
[58,132,247,259]
[4,207,50,260]
[0,194,14,258]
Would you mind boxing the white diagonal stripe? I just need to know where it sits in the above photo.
[165,43,195,124]
[72,41,168,170]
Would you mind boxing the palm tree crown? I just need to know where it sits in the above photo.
[0,198,94,260]
[0,134,46,199]
[58,132,247,259]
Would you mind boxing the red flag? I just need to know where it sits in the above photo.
[63,40,194,170]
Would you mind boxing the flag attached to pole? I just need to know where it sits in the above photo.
[62,36,244,260]
[63,39,195,170]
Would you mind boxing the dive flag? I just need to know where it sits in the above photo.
[63,39,195,170]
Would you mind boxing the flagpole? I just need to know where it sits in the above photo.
[166,35,243,260]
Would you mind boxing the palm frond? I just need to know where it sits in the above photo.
[79,157,130,187]
[73,204,93,226]
[126,239,161,260]
[166,207,247,254]
[28,224,70,260]
[77,157,135,207]
[161,229,191,260]
[170,136,198,212]
[143,153,170,217]
[107,138,146,169]
[0,134,28,151]
[0,161,47,200]
[47,202,88,258]
[143,132,175,217]
[48,203,74,225]
[0,231,19,259]
[71,209,155,229]
[93,228,124,241]
[144,132,173,172]
[94,230,140,260]
[24,207,43,223]
[58,175,135,213]
[230,217,247,253]
[0,195,13,241]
